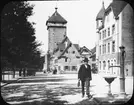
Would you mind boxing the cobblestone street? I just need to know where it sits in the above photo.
[1,72,133,105]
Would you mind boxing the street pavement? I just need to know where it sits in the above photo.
[1,72,133,105]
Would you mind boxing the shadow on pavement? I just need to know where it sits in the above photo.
[1,74,98,105]
[1,83,85,105]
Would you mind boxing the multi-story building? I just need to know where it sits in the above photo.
[44,7,92,73]
[96,1,134,76]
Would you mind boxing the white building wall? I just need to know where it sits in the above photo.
[96,9,120,76]
[96,3,134,77]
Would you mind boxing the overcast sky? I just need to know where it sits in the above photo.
[28,0,112,55]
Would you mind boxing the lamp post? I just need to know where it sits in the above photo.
[119,45,126,97]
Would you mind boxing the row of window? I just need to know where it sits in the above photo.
[99,24,115,40]
[59,49,76,54]
[99,59,116,70]
[99,40,115,54]
[64,66,77,71]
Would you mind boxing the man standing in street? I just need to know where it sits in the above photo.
[78,57,92,98]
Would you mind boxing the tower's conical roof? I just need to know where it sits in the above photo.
[46,7,67,24]
[96,2,105,20]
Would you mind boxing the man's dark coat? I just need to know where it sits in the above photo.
[78,64,92,81]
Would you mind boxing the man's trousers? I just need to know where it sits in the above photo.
[81,78,90,96]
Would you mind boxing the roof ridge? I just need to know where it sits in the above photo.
[46,9,67,24]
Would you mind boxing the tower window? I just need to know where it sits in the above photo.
[112,41,115,52]
[104,30,106,38]
[108,27,110,36]
[108,60,110,69]
[99,45,101,54]
[99,32,101,40]
[103,61,106,70]
[112,24,115,34]
[102,44,104,54]
[105,44,106,53]
[99,61,101,70]
[72,51,75,54]
[102,31,104,39]
[108,43,110,53]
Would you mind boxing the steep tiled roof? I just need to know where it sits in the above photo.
[90,46,96,58]
[46,8,67,24]
[53,36,68,54]
[58,42,72,59]
[96,2,105,20]
[60,36,68,44]
[73,44,80,51]
[91,46,96,54]
[79,46,91,54]
[105,0,127,18]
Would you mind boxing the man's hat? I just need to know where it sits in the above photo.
[83,57,89,62]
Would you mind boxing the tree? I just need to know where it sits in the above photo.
[1,1,43,77]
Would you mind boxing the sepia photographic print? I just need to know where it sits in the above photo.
[1,0,134,105]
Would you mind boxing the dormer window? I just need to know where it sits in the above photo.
[99,32,101,40]
[112,24,115,35]
[112,41,115,52]
[108,27,110,36]
[102,30,104,39]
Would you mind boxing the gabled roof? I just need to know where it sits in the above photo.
[91,46,96,54]
[46,7,67,24]
[57,37,81,59]
[96,2,105,20]
[79,46,91,55]
[58,43,82,59]
[105,0,127,18]
[90,46,96,58]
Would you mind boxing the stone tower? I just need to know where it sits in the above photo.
[46,7,67,53]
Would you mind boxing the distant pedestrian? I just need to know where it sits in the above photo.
[78,57,92,98]
[53,66,57,74]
